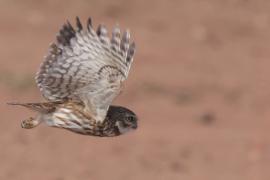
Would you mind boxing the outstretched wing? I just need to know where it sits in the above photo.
[36,17,136,122]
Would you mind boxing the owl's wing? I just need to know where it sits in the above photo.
[36,17,135,122]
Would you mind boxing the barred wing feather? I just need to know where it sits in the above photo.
[36,17,135,122]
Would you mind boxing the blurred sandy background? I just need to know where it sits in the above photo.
[1,0,270,179]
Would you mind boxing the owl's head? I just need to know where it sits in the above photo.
[107,106,138,135]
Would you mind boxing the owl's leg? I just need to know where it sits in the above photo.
[21,117,42,129]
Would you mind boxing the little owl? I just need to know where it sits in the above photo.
[8,17,138,137]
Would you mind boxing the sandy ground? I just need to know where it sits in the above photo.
[1,0,270,179]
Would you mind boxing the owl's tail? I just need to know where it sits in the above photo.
[7,102,58,114]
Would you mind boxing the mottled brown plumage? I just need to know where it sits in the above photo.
[8,17,137,137]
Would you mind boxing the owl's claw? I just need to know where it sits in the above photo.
[21,117,40,129]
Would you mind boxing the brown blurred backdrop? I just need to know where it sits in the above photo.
[1,0,270,179]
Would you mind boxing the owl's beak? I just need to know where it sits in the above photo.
[132,115,138,129]
[132,123,138,129]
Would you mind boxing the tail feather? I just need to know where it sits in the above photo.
[7,102,59,113]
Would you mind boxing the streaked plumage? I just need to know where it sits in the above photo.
[8,17,137,137]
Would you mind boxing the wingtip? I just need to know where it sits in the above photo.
[7,102,19,105]
[87,17,93,31]
[75,16,83,31]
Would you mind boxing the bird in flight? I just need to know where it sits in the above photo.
[8,17,137,137]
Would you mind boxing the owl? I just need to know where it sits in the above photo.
[8,17,137,137]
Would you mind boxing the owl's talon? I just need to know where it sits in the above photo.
[21,117,40,129]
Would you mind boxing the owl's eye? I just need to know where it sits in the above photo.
[126,116,135,122]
